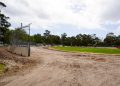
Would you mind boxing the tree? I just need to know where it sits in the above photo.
[44,30,50,37]
[33,34,42,43]
[16,29,28,41]
[0,2,11,43]
[90,34,101,47]
[4,29,13,44]
[0,14,10,28]
[114,35,120,46]
[43,30,51,44]
[0,2,6,8]
[76,34,82,46]
[49,35,61,45]
[4,28,31,45]
[104,32,116,46]
[70,36,76,46]
[61,33,67,46]
[79,34,92,46]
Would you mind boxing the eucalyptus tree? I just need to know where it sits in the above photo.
[0,2,11,43]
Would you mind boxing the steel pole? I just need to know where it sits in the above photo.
[28,24,30,56]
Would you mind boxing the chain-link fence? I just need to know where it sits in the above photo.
[8,23,31,57]
[10,28,29,46]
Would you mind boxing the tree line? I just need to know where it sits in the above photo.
[4,29,120,47]
[31,31,120,47]
[0,2,120,47]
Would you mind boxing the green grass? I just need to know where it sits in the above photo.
[0,63,5,74]
[51,46,120,54]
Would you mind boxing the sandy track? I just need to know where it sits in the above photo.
[1,47,120,86]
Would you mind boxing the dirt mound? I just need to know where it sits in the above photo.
[0,48,36,77]
[85,57,110,62]
[0,49,34,64]
[94,58,106,62]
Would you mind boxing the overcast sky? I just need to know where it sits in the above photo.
[1,0,120,38]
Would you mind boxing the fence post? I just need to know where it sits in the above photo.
[28,24,30,56]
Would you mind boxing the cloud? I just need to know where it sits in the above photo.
[102,0,120,22]
[1,0,120,36]
[114,26,120,35]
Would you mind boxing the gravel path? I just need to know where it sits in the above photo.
[1,47,120,86]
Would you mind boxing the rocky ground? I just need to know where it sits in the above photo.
[0,47,120,86]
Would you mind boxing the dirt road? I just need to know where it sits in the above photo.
[1,47,120,86]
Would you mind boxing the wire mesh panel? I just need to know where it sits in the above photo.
[9,23,31,57]
[10,28,29,47]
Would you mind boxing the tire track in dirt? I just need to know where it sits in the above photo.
[0,47,120,86]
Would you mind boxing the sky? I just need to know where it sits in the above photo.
[1,0,120,38]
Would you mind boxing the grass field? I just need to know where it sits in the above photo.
[0,63,5,74]
[52,46,120,54]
